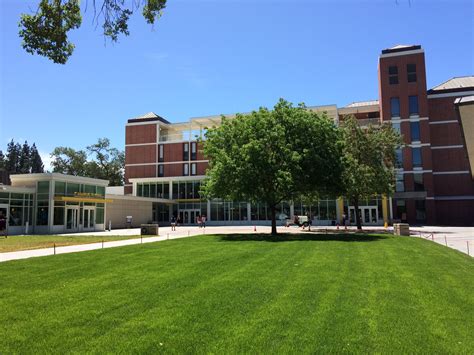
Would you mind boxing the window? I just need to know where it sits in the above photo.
[191,163,197,176]
[158,164,164,177]
[183,163,189,176]
[390,97,400,117]
[410,121,420,141]
[191,142,197,160]
[183,143,189,161]
[158,144,164,162]
[392,122,401,135]
[396,174,404,192]
[409,95,419,116]
[396,200,407,222]
[407,64,417,82]
[389,66,398,84]
[395,148,403,168]
[414,173,424,191]
[415,200,426,222]
[412,147,422,168]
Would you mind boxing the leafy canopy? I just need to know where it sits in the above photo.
[51,138,124,185]
[202,99,343,233]
[19,0,167,64]
[339,115,403,228]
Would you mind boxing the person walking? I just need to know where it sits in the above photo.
[197,215,202,228]
[171,215,177,231]
[201,215,206,228]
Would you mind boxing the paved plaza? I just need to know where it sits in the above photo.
[1,225,472,263]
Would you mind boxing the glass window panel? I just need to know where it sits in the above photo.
[396,174,404,192]
[37,181,50,194]
[36,207,49,225]
[55,181,66,195]
[143,183,150,197]
[53,207,65,225]
[172,183,179,199]
[327,200,337,220]
[392,122,401,135]
[9,206,23,226]
[84,185,96,194]
[150,183,156,198]
[67,183,80,196]
[390,97,400,117]
[97,186,105,196]
[137,184,143,197]
[412,148,422,168]
[410,121,420,141]
[163,183,170,199]
[96,208,105,224]
[414,173,424,191]
[395,148,403,168]
[409,95,419,115]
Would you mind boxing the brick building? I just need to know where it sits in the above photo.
[124,45,474,226]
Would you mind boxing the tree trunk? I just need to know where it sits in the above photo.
[270,205,277,236]
[353,198,362,231]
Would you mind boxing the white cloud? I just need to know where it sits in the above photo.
[39,151,53,172]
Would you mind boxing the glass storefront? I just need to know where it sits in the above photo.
[0,191,34,227]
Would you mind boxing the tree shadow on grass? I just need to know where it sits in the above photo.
[219,232,389,243]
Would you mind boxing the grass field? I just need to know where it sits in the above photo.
[0,234,144,253]
[0,233,472,353]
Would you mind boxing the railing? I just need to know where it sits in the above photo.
[356,118,381,127]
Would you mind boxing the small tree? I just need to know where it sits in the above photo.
[340,116,402,230]
[202,99,343,235]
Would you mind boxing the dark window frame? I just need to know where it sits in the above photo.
[407,63,417,82]
[409,95,419,116]
[389,65,399,85]
[183,143,189,161]
[183,163,189,176]
[390,97,400,117]
[158,144,164,162]
[158,164,164,177]
[410,121,421,142]
[191,142,197,160]
[412,147,422,168]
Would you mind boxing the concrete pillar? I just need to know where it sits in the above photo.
[247,202,251,221]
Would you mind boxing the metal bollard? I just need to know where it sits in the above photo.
[54,243,56,255]
[444,235,448,246]
[467,241,470,256]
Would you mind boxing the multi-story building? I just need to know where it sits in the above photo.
[124,45,474,226]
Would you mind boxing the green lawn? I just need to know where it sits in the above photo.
[0,234,144,253]
[0,233,472,353]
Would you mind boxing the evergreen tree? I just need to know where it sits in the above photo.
[5,140,21,173]
[19,141,32,173]
[30,143,44,173]
[0,150,5,170]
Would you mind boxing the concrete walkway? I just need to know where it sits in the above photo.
[1,225,472,263]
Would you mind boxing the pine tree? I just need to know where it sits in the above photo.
[19,141,31,173]
[30,143,44,173]
[5,140,21,173]
[0,150,5,170]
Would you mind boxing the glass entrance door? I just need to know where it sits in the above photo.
[349,206,379,226]
[83,207,95,230]
[66,207,79,231]
[0,204,8,233]
[178,209,201,225]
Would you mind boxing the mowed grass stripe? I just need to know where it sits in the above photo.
[0,234,472,353]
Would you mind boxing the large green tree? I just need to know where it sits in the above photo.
[19,0,167,64]
[202,99,343,235]
[339,116,403,230]
[50,138,124,185]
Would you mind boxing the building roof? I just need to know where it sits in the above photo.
[127,112,171,124]
[345,100,379,108]
[429,76,474,93]
[454,95,474,105]
[381,44,422,55]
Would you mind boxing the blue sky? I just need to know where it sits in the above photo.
[0,0,473,169]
